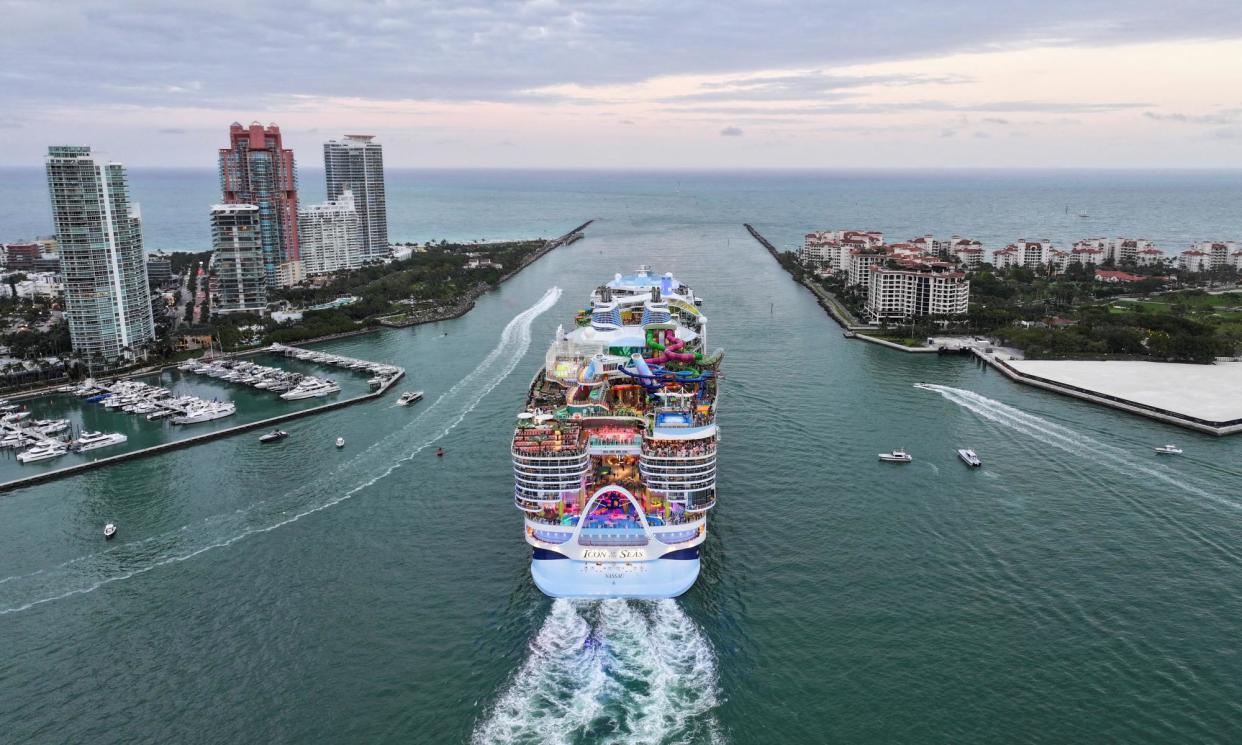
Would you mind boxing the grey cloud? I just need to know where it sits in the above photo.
[720,126,744,136]
[157,127,187,134]
[1144,109,1242,125]
[664,100,1151,116]
[940,129,957,138]
[663,71,971,102]
[2,1,1241,109]
[982,117,1011,125]
[972,131,991,138]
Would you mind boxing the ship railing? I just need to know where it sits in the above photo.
[653,529,700,545]
[639,462,716,477]
[513,462,589,477]
[642,473,716,489]
[578,530,649,546]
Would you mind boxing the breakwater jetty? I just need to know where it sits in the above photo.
[745,223,874,332]
[0,353,405,493]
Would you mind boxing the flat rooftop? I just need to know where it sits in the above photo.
[1007,359,1242,423]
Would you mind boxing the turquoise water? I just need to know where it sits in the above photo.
[1,171,1242,743]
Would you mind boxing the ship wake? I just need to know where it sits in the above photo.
[0,287,562,615]
[473,599,724,745]
[919,384,1242,515]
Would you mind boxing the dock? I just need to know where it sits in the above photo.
[0,360,405,493]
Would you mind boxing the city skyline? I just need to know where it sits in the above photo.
[2,2,1241,169]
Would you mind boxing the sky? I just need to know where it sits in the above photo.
[3,0,1242,169]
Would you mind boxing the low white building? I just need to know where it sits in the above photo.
[298,190,364,276]
[0,271,63,300]
[1178,249,1212,273]
[1191,240,1237,270]
[991,246,1021,270]
[801,230,883,272]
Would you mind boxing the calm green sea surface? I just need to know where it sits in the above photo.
[1,170,1242,744]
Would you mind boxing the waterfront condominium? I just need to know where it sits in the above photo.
[45,146,155,364]
[323,135,388,260]
[865,261,970,323]
[210,204,267,314]
[298,190,364,275]
[219,122,301,287]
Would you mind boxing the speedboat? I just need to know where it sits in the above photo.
[17,443,68,463]
[397,391,424,406]
[104,523,117,540]
[957,448,982,467]
[878,449,912,463]
[1154,444,1183,455]
[259,429,289,443]
[335,437,345,449]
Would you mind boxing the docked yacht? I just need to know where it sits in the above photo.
[878,449,913,462]
[172,402,236,424]
[280,379,340,400]
[75,431,129,452]
[17,443,68,463]
[957,448,982,467]
[397,390,424,406]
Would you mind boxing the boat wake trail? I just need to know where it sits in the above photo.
[0,287,562,616]
[918,384,1242,513]
[473,599,723,745]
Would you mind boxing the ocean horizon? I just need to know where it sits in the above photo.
[3,166,1241,254]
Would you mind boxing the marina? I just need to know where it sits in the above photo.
[0,347,405,491]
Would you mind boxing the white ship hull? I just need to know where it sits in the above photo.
[531,554,700,598]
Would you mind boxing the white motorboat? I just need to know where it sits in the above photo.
[36,419,71,435]
[878,449,913,463]
[397,390,424,406]
[75,431,129,452]
[259,429,289,443]
[104,523,117,540]
[335,437,345,448]
[957,448,982,467]
[172,402,236,425]
[2,410,30,422]
[1154,444,1183,455]
[17,443,68,463]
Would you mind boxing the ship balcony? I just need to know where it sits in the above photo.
[652,528,702,545]
[511,446,587,461]
[639,461,716,477]
[513,462,589,479]
[641,472,717,490]
[578,529,649,546]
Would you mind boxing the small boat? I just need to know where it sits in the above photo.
[1154,444,1183,455]
[957,448,982,467]
[397,390,424,406]
[336,437,345,448]
[104,523,117,540]
[878,449,912,463]
[259,429,289,444]
[436,447,444,457]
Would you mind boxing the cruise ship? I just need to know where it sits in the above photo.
[513,267,722,598]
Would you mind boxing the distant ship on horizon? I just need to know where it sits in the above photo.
[512,266,722,598]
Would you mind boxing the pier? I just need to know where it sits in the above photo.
[0,358,405,493]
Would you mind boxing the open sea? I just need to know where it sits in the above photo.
[1,168,1242,744]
